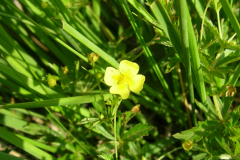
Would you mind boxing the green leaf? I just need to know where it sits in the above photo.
[230,109,240,127]
[195,99,218,120]
[153,36,173,47]
[98,153,114,160]
[173,121,221,142]
[192,153,208,160]
[1,94,112,109]
[97,142,115,153]
[78,117,99,125]
[215,50,240,68]
[122,124,153,141]
[95,125,115,140]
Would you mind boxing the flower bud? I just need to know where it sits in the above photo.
[131,104,140,114]
[47,74,57,87]
[48,78,56,87]
[99,114,104,120]
[88,52,99,63]
[62,66,69,74]
[182,140,194,151]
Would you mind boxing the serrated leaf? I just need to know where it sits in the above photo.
[97,142,115,153]
[210,70,225,79]
[78,117,99,125]
[122,124,153,141]
[173,121,220,142]
[215,131,235,157]
[153,36,173,47]
[95,125,114,140]
[203,17,220,41]
[214,66,235,73]
[195,99,218,120]
[193,153,208,160]
[230,109,240,127]
[173,130,194,140]
[98,153,113,160]
[199,53,212,70]
[215,50,240,67]
[222,96,233,118]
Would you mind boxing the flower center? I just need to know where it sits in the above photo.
[113,70,133,85]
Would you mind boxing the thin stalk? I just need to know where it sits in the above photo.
[113,96,122,159]
[157,147,182,160]
[177,64,192,128]
[210,76,224,123]
[199,0,212,48]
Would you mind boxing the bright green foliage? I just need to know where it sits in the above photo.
[0,0,240,159]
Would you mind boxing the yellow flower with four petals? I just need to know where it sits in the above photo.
[104,60,145,99]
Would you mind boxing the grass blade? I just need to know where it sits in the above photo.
[1,94,112,109]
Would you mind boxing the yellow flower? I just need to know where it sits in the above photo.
[104,60,145,99]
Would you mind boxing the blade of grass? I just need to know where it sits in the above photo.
[1,94,112,109]
[0,62,64,98]
[149,0,185,66]
[178,0,197,126]
[119,0,185,127]
[16,134,57,153]
[52,19,119,68]
[2,0,88,64]
[0,126,56,160]
[183,0,207,105]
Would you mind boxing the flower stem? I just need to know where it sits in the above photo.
[113,96,122,159]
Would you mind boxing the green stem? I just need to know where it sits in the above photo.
[113,96,122,159]
[199,0,212,47]
[157,147,182,160]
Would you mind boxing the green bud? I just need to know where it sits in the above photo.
[47,74,57,87]
[99,114,104,120]
[48,78,56,87]
[182,140,194,151]
[88,52,99,63]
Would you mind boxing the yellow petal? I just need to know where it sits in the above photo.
[119,60,139,75]
[128,74,145,93]
[109,84,130,99]
[104,67,121,86]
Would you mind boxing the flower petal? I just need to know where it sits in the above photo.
[129,74,145,93]
[110,84,130,99]
[119,60,139,75]
[104,67,121,86]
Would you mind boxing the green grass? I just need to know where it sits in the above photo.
[0,0,240,159]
